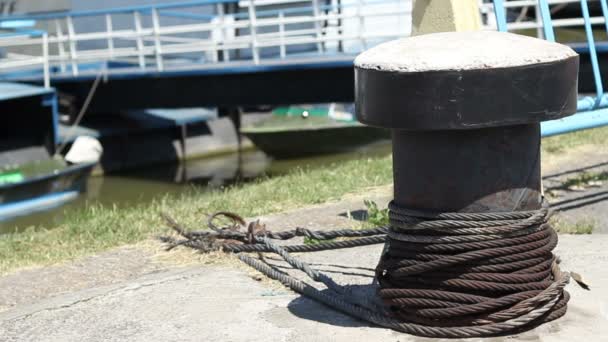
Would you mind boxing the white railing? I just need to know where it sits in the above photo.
[1,0,595,86]
[0,0,412,84]
[481,0,607,38]
[0,29,49,87]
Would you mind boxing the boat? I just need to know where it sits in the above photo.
[0,81,100,221]
[0,158,96,220]
[240,103,390,159]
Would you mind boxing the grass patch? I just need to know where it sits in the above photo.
[561,171,608,189]
[3,123,607,274]
[551,216,595,235]
[542,126,608,155]
[303,236,335,245]
[0,155,392,274]
[304,199,388,244]
[363,200,389,227]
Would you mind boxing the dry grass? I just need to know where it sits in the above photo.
[2,123,607,275]
[551,216,595,235]
[0,155,393,275]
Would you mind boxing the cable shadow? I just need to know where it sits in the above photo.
[287,284,382,329]
[552,191,608,212]
[338,209,368,222]
[264,257,376,272]
[542,160,608,180]
[266,263,375,278]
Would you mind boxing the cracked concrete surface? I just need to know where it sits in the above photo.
[0,235,607,342]
[2,150,608,341]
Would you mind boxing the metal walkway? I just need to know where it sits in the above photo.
[0,0,607,120]
[0,2,407,78]
[0,0,411,108]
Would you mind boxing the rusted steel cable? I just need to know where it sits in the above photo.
[160,211,387,253]
[160,203,582,338]
[372,200,571,336]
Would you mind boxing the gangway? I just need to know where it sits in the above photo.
[0,0,608,137]
[0,0,411,110]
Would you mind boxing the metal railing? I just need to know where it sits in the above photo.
[0,0,411,83]
[493,0,608,136]
[483,0,597,33]
[0,29,49,87]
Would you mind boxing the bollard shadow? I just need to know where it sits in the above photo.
[551,189,608,212]
[266,262,375,278]
[287,284,383,329]
[265,257,376,273]
[339,209,368,222]
[540,160,608,211]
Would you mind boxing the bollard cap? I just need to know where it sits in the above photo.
[355,31,579,130]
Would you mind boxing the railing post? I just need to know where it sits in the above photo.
[312,0,324,53]
[538,0,556,42]
[492,0,508,32]
[216,3,230,62]
[105,14,115,60]
[357,0,366,50]
[278,11,286,59]
[42,32,50,88]
[54,19,67,73]
[66,15,79,76]
[133,10,146,69]
[247,0,260,64]
[151,8,164,71]
[535,2,543,38]
[337,0,343,53]
[580,0,603,108]
[600,0,608,34]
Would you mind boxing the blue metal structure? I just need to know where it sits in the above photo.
[0,0,409,110]
[0,81,97,221]
[0,82,58,154]
[0,0,606,137]
[494,0,608,137]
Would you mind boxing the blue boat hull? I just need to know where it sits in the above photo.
[0,162,96,220]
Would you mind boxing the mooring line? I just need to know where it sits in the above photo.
[160,203,585,338]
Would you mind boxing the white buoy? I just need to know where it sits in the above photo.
[64,136,103,164]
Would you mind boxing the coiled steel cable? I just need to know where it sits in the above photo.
[373,200,570,336]
[161,200,577,338]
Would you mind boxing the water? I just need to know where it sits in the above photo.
[0,142,391,234]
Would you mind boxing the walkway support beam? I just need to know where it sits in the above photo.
[411,0,481,35]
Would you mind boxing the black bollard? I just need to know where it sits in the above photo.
[355,31,578,212]
[355,31,580,336]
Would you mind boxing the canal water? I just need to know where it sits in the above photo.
[0,142,391,234]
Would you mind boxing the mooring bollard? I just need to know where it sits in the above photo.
[164,29,584,340]
[355,31,579,336]
[356,31,578,212]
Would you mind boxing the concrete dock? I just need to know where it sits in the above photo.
[0,187,606,342]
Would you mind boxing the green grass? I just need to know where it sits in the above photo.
[542,126,608,154]
[0,155,393,274]
[304,199,389,244]
[551,216,595,235]
[561,171,608,189]
[2,122,608,275]
[363,200,389,227]
[303,236,335,245]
